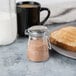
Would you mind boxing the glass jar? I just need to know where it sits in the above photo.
[0,0,17,45]
[25,26,50,62]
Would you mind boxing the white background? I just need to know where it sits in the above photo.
[1,0,76,23]
[16,0,74,5]
[16,0,76,24]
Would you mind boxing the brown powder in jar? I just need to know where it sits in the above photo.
[27,38,49,62]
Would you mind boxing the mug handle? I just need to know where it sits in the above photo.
[40,7,51,25]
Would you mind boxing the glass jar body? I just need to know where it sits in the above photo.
[27,35,49,62]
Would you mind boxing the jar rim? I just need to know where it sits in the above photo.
[28,25,48,32]
[25,25,49,37]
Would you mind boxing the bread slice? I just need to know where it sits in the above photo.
[50,26,76,52]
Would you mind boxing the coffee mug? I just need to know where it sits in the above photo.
[16,1,50,36]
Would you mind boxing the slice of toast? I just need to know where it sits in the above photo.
[50,26,76,52]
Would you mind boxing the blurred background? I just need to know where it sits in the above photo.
[16,0,76,24]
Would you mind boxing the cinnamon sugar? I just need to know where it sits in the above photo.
[27,38,49,62]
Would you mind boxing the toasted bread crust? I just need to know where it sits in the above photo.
[50,26,76,52]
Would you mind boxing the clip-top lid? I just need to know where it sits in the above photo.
[28,25,48,37]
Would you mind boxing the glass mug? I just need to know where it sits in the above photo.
[0,0,17,45]
[16,1,51,37]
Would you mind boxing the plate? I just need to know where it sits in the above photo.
[50,23,76,59]
[51,44,76,59]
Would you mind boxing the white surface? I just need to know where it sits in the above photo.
[0,12,17,45]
